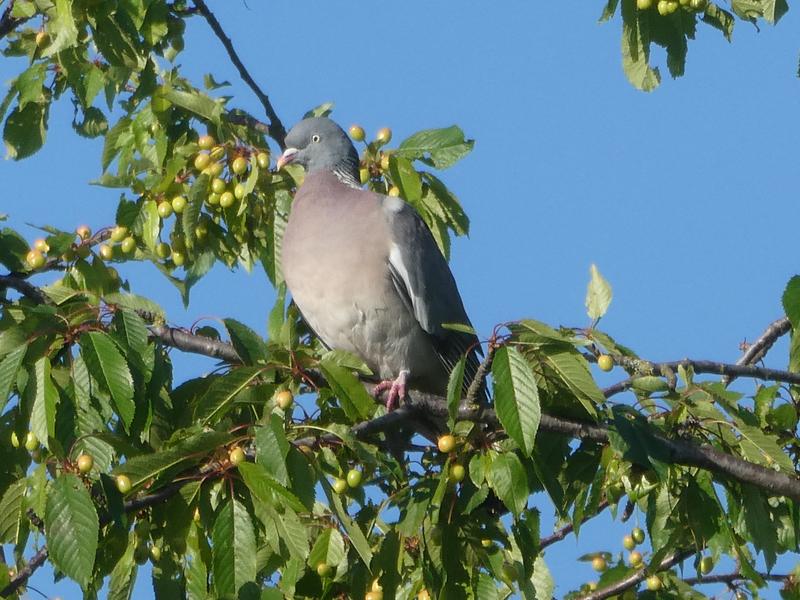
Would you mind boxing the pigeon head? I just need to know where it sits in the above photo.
[277,117,360,186]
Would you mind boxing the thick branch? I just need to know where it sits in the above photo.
[581,549,694,600]
[0,274,50,304]
[192,0,287,147]
[148,324,241,363]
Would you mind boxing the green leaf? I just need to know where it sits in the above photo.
[782,276,800,328]
[540,349,602,418]
[195,367,265,425]
[80,331,135,430]
[599,0,620,21]
[185,522,208,600]
[223,319,269,365]
[15,64,46,109]
[585,263,612,321]
[162,87,222,124]
[42,0,79,57]
[0,343,26,413]
[388,155,423,202]
[319,359,374,421]
[321,480,372,565]
[0,479,27,544]
[396,126,474,169]
[446,355,466,428]
[108,531,138,600]
[487,451,529,517]
[116,308,149,357]
[30,357,58,446]
[45,474,99,589]
[702,3,735,40]
[237,461,306,513]
[308,528,346,569]
[115,431,231,488]
[302,102,334,118]
[4,101,47,160]
[255,415,290,486]
[212,498,257,598]
[102,117,131,171]
[621,0,661,91]
[491,346,540,456]
[268,505,309,561]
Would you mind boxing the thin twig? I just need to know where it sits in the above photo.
[192,0,287,147]
[539,499,610,550]
[602,358,800,398]
[580,548,694,600]
[0,547,48,597]
[724,316,793,385]
[683,571,789,586]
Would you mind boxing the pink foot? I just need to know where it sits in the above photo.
[373,370,410,411]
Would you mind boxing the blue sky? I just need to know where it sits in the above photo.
[3,1,800,597]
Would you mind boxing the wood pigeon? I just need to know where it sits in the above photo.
[278,117,483,410]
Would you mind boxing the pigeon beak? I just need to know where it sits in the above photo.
[276,147,299,170]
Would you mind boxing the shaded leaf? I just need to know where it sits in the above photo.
[492,346,540,456]
[212,498,257,598]
[45,474,99,589]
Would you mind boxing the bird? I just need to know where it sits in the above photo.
[277,117,483,411]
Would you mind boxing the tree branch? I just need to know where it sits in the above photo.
[683,571,789,586]
[147,325,800,500]
[539,499,610,550]
[192,0,287,147]
[0,274,51,304]
[148,324,240,363]
[724,316,793,385]
[580,548,694,600]
[602,357,800,398]
[0,2,30,40]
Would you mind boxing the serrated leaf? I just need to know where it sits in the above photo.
[30,357,58,446]
[0,479,27,544]
[268,505,309,561]
[185,522,208,600]
[4,101,47,160]
[255,415,290,486]
[45,474,99,589]
[388,155,422,202]
[195,367,265,425]
[540,349,602,418]
[42,0,79,57]
[491,346,540,456]
[116,308,149,357]
[396,126,474,169]
[162,87,222,124]
[223,319,269,365]
[308,528,346,569]
[319,359,374,421]
[321,479,373,565]
[585,264,612,321]
[115,431,231,488]
[782,276,800,329]
[621,0,661,91]
[212,498,257,598]
[0,343,26,413]
[108,530,138,600]
[80,331,135,430]
[487,451,529,517]
[237,461,305,513]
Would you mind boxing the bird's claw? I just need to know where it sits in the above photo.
[374,370,410,412]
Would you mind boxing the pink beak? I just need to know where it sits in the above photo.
[276,147,298,170]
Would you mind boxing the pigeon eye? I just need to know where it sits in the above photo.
[311,134,321,143]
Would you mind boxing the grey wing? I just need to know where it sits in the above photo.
[384,198,485,396]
